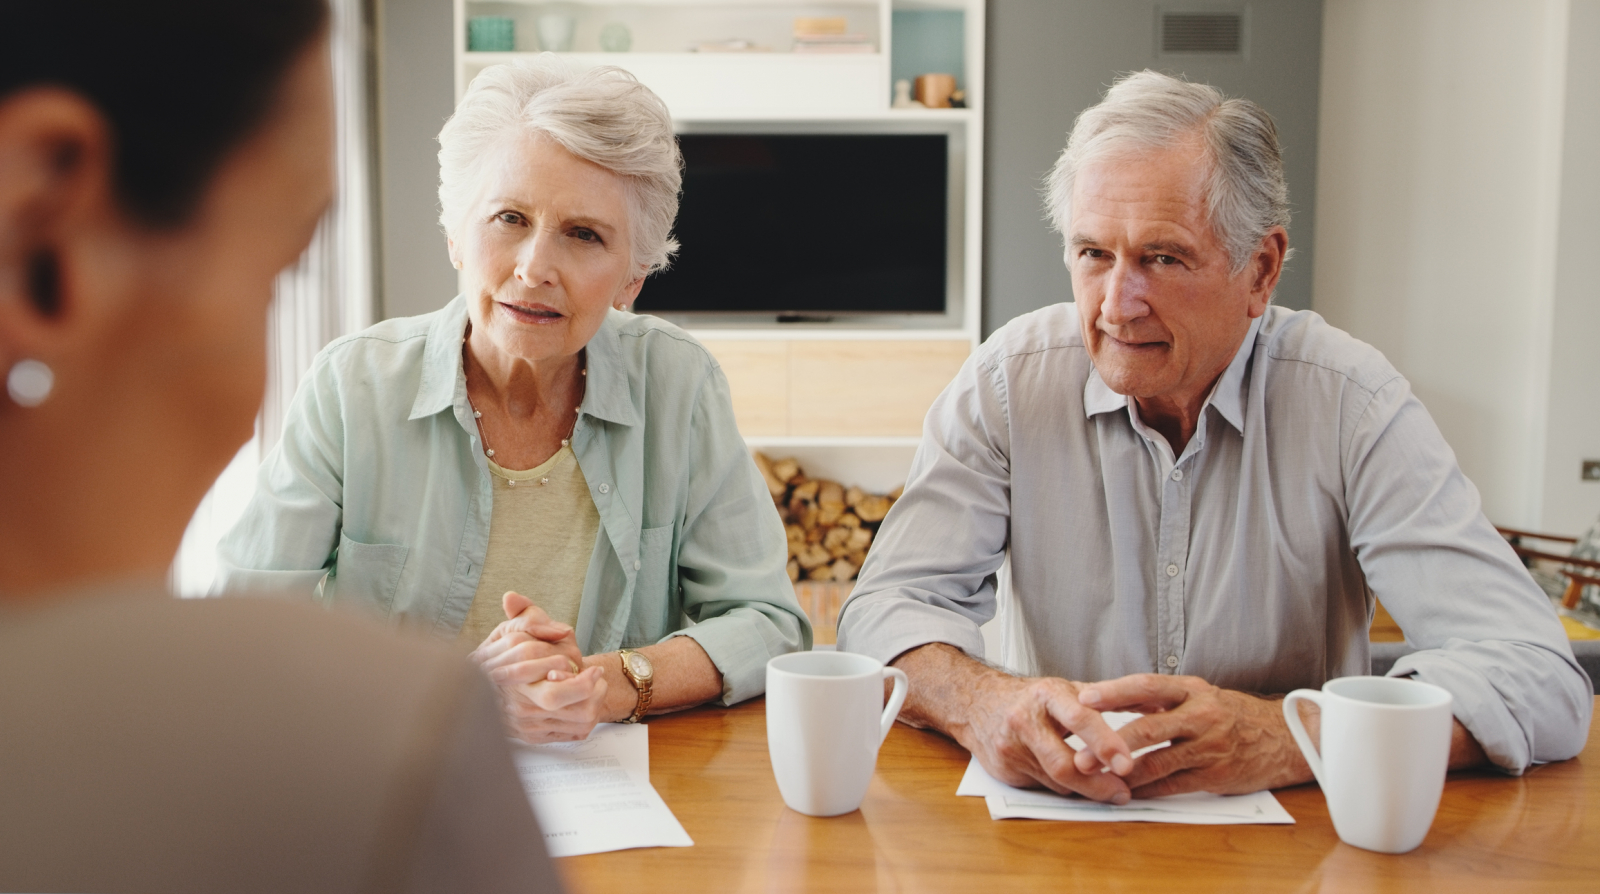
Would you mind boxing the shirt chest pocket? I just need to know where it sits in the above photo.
[326,532,410,618]
[623,525,677,644]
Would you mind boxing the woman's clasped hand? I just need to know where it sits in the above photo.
[470,592,609,742]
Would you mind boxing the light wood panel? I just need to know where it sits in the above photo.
[788,340,970,436]
[700,340,790,437]
[560,697,1600,893]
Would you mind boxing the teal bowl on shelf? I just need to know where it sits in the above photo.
[467,16,515,53]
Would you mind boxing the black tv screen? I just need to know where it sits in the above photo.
[635,133,948,317]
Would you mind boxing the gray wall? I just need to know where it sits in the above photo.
[982,0,1323,337]
[377,0,459,319]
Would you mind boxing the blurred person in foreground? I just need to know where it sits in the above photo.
[837,70,1590,804]
[0,2,560,891]
[219,57,809,744]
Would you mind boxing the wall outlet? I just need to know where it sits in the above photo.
[1584,460,1600,482]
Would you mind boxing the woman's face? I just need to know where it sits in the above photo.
[449,133,645,369]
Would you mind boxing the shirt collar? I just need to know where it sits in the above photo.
[407,297,639,428]
[1082,314,1262,435]
[408,295,471,421]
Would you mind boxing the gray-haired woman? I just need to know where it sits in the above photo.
[221,57,810,743]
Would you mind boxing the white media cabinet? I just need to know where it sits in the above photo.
[451,0,985,491]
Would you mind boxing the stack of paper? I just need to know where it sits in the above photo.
[512,724,693,857]
[954,711,1294,825]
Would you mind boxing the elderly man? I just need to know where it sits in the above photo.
[836,70,1591,805]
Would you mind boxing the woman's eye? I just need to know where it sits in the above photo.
[571,228,600,243]
[495,211,522,225]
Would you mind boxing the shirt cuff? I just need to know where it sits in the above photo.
[666,606,808,706]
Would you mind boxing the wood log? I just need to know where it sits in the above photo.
[836,512,861,530]
[753,451,787,500]
[854,495,892,523]
[786,558,800,582]
[845,485,865,508]
[816,505,844,527]
[846,526,873,552]
[818,480,846,511]
[791,479,820,504]
[771,456,801,484]
[828,558,860,582]
[823,526,852,555]
[796,543,832,571]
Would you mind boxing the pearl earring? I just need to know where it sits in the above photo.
[6,359,54,407]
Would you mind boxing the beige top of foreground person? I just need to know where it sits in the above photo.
[837,70,1590,805]
[0,2,559,890]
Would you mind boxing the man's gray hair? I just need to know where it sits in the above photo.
[1045,70,1290,273]
[438,57,682,275]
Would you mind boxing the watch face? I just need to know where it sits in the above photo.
[627,651,653,679]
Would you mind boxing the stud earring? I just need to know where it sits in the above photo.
[6,359,55,407]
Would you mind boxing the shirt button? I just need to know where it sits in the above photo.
[1166,563,1179,577]
[633,559,641,570]
[1171,469,1183,481]
[1165,655,1179,668]
[598,483,610,494]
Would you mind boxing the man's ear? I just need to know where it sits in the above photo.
[0,88,112,365]
[1245,227,1288,318]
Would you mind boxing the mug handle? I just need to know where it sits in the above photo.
[1282,689,1328,790]
[878,667,909,745]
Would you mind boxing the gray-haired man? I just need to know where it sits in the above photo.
[837,70,1590,803]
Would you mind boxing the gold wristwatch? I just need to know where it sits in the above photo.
[618,648,654,723]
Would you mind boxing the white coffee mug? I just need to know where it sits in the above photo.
[1283,676,1454,854]
[766,651,909,817]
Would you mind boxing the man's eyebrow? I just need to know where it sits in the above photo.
[1144,240,1197,258]
[1068,234,1098,248]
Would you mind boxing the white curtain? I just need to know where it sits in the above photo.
[172,0,378,596]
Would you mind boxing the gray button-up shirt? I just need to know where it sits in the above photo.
[837,303,1590,772]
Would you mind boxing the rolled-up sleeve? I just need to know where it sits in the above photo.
[216,354,346,598]
[668,363,810,704]
[1345,377,1592,772]
[836,349,1011,667]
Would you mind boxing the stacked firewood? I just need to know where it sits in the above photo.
[753,452,903,583]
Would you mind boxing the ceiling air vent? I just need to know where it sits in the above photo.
[1160,12,1244,55]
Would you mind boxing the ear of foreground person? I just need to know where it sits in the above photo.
[0,587,562,894]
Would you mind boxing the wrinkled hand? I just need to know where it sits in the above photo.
[956,673,1140,804]
[469,592,607,743]
[1075,674,1313,798]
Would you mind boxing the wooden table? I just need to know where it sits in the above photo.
[560,696,1599,893]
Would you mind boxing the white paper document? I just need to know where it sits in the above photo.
[955,711,1294,825]
[512,723,693,857]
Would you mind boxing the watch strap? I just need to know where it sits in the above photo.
[618,649,653,723]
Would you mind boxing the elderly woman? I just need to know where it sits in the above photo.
[220,58,809,742]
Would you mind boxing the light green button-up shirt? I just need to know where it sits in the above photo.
[219,297,810,704]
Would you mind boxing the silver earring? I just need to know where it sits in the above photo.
[6,359,54,407]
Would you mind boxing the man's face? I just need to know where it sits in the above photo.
[1067,141,1278,411]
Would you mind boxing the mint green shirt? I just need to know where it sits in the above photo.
[218,297,810,704]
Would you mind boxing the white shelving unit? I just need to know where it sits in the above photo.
[452,0,984,490]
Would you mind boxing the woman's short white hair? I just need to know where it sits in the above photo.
[1044,70,1291,273]
[438,56,682,275]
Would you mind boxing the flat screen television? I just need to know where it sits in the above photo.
[634,133,949,319]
